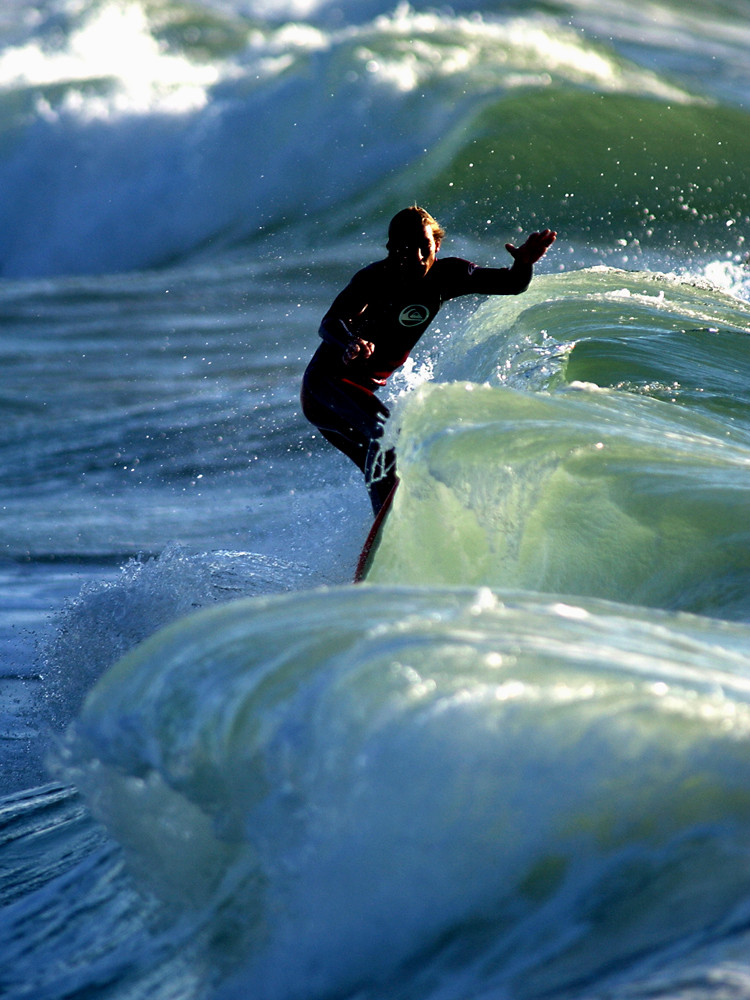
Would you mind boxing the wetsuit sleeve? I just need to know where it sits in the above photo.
[462,258,533,295]
[318,314,353,351]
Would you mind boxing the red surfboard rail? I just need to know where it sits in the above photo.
[353,480,399,582]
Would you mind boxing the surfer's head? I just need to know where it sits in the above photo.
[388,206,445,246]
[387,206,444,278]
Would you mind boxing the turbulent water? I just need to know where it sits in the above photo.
[2,1,750,998]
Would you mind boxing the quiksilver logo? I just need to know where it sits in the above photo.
[399,304,430,327]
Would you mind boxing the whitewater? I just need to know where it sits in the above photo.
[2,1,750,999]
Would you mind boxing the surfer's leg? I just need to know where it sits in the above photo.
[301,373,394,514]
[317,425,368,473]
[316,424,394,516]
[365,439,397,515]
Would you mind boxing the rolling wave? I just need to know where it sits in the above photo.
[58,585,750,1000]
[0,0,748,275]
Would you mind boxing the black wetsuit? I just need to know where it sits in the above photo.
[301,255,532,514]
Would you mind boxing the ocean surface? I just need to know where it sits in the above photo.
[2,0,750,998]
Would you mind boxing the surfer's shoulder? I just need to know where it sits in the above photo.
[331,260,387,306]
[431,255,480,288]
[358,258,390,278]
[338,259,390,298]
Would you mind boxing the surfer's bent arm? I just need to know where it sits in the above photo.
[318,314,354,350]
[318,313,374,364]
[318,271,374,362]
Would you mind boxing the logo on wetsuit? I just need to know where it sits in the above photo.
[398,304,431,327]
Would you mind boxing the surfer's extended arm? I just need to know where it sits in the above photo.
[465,259,533,295]
[461,229,556,296]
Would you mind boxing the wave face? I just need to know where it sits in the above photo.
[0,0,748,276]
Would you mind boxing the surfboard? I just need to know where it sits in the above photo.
[354,480,399,582]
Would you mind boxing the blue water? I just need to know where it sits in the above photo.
[2,1,750,998]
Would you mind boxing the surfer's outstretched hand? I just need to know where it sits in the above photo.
[505,229,557,265]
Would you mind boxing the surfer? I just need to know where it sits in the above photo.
[301,206,556,515]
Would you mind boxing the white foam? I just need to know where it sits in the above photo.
[0,2,220,117]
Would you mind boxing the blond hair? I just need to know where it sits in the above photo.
[388,205,445,244]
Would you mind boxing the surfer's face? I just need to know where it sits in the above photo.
[387,222,440,279]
